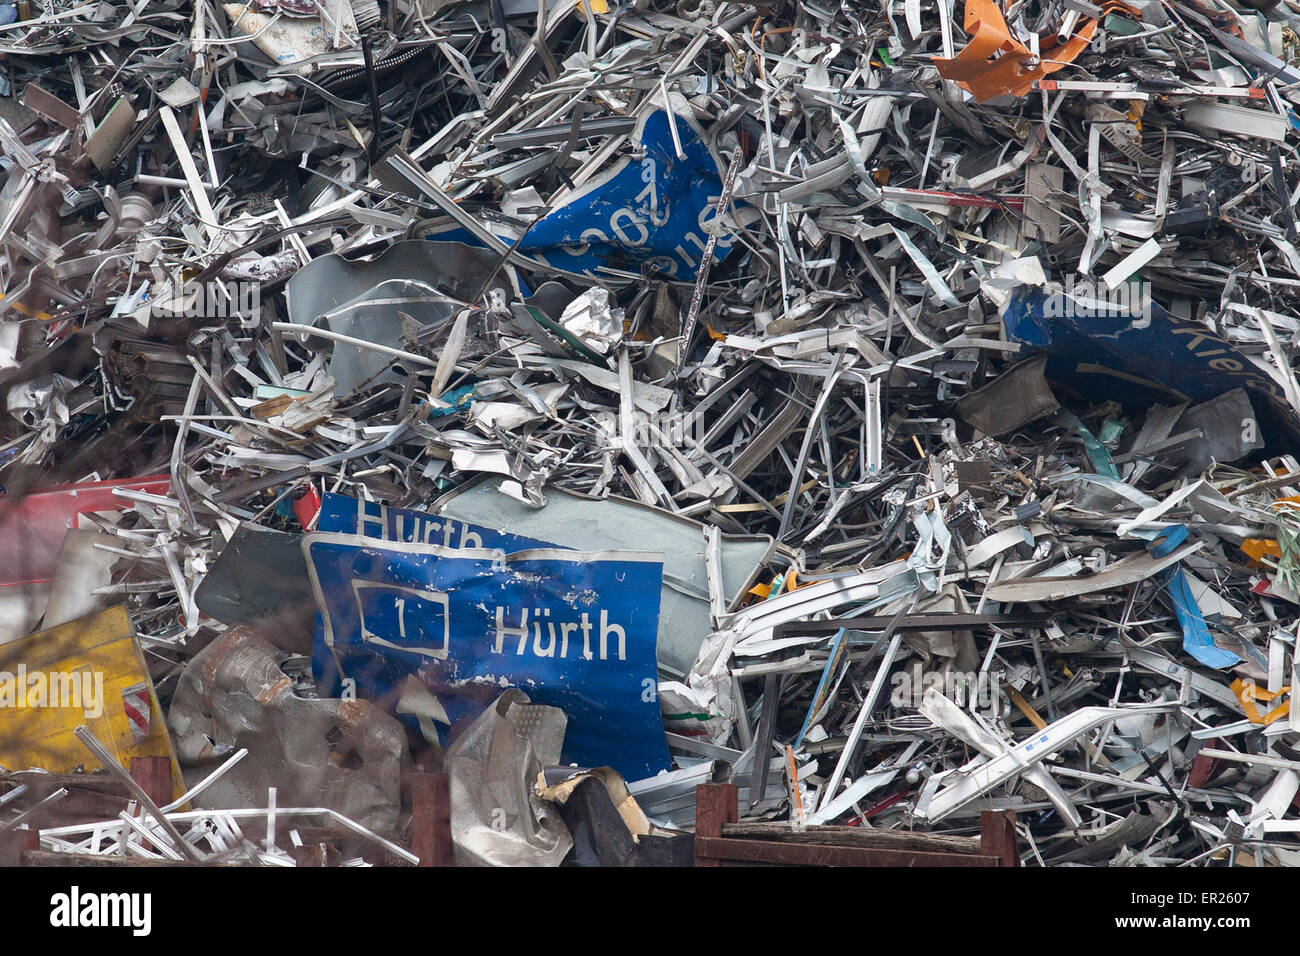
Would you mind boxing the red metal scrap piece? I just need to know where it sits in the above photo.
[293,483,322,529]
[0,474,171,586]
[1187,741,1222,789]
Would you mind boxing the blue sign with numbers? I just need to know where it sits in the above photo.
[303,531,671,780]
[422,98,737,280]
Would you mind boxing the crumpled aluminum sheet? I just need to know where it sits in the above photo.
[443,689,573,867]
[168,625,408,835]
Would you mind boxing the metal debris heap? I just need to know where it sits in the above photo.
[2,0,1300,866]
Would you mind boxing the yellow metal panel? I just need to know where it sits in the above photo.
[0,605,183,800]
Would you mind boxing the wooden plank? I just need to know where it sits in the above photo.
[0,828,38,867]
[409,771,453,867]
[130,756,173,809]
[980,809,1020,868]
[694,782,738,867]
[720,822,983,855]
[696,837,1000,867]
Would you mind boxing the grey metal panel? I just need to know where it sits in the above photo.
[433,476,775,675]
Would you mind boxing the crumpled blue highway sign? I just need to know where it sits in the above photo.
[423,96,736,281]
[1003,285,1300,454]
[303,530,671,779]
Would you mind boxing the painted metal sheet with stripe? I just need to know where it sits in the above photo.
[0,605,183,800]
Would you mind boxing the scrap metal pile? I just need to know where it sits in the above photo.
[2,0,1300,866]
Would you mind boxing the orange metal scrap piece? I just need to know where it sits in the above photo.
[1231,678,1291,725]
[1241,538,1283,564]
[934,0,1097,102]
